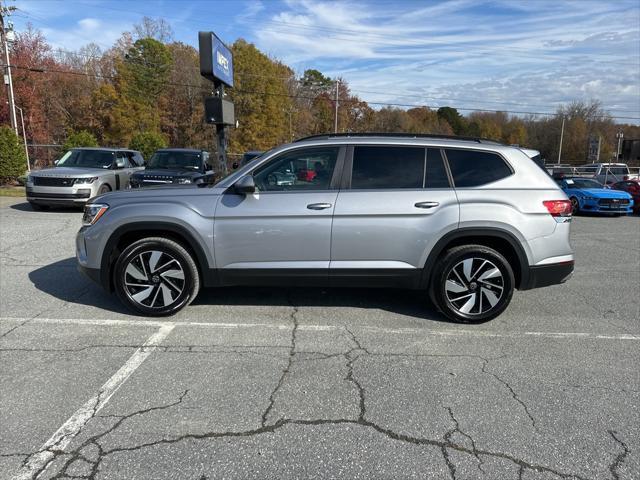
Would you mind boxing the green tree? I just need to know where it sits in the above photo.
[129,131,167,161]
[227,39,294,153]
[0,127,28,183]
[437,107,467,135]
[62,130,99,151]
[120,38,172,104]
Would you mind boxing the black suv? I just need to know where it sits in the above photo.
[130,149,214,187]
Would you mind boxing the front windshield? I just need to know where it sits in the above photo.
[57,150,115,169]
[566,179,604,189]
[148,151,202,170]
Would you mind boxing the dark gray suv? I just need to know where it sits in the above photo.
[77,134,574,322]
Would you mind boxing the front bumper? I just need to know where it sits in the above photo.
[522,261,574,290]
[580,198,633,214]
[27,185,93,205]
[77,263,102,285]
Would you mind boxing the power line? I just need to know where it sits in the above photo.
[5,62,640,121]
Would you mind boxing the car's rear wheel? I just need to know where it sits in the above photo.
[570,196,579,215]
[431,245,515,323]
[114,237,200,316]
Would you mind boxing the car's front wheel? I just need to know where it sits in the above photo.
[431,245,515,323]
[113,237,200,316]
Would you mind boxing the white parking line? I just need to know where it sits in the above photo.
[11,324,175,480]
[1,316,639,341]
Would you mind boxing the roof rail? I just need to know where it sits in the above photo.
[293,132,503,144]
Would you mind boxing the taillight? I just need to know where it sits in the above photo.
[543,200,572,219]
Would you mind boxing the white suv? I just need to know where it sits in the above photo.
[76,134,574,322]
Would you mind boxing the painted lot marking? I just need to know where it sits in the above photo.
[1,317,639,341]
[11,324,175,480]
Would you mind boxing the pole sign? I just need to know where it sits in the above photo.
[198,32,234,87]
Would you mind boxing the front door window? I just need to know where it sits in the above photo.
[253,147,339,191]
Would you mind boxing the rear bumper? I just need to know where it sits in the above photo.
[521,261,574,290]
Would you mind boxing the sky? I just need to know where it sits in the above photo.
[8,0,640,122]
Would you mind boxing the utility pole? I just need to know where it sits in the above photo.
[15,105,29,171]
[334,79,339,133]
[0,1,17,134]
[615,130,624,161]
[557,115,565,165]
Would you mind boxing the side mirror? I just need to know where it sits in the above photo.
[114,158,126,169]
[234,175,256,194]
[232,162,239,170]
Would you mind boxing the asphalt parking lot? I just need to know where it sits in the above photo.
[0,196,638,480]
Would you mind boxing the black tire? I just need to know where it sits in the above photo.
[570,197,580,215]
[29,202,49,211]
[430,245,515,323]
[98,184,112,195]
[113,237,200,316]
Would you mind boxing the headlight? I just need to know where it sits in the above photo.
[26,174,32,183]
[82,203,109,226]
[74,177,98,184]
[175,178,192,184]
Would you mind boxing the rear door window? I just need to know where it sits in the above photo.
[351,146,424,189]
[445,149,512,187]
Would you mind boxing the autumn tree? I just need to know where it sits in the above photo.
[227,39,294,153]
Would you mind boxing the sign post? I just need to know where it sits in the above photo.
[199,32,235,177]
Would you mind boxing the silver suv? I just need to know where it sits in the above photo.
[26,148,144,210]
[76,134,574,323]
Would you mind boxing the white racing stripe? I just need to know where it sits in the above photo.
[1,316,639,341]
[11,324,175,480]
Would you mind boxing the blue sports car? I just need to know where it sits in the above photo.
[558,177,634,215]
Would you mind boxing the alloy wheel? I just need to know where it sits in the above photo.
[444,257,504,316]
[123,250,185,309]
[570,197,579,214]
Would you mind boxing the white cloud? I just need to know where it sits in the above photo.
[250,0,640,121]
[41,16,124,51]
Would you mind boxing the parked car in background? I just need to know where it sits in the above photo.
[557,177,633,215]
[547,164,575,179]
[26,148,144,210]
[129,149,214,187]
[611,180,640,214]
[77,133,574,323]
[574,163,639,185]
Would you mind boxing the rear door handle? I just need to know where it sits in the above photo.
[307,203,332,210]
[415,201,440,209]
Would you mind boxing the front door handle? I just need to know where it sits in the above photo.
[307,203,332,210]
[415,201,440,209]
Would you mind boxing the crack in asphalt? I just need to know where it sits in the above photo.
[344,327,368,422]
[608,430,629,480]
[42,390,191,480]
[260,293,299,428]
[480,356,538,432]
[443,406,485,474]
[11,325,622,480]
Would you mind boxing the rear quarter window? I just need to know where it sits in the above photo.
[445,149,513,187]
